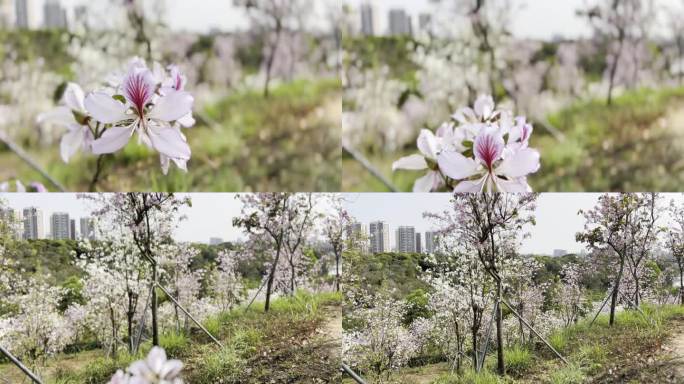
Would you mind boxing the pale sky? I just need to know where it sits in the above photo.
[344,0,682,40]
[344,193,684,256]
[38,0,337,33]
[0,193,245,243]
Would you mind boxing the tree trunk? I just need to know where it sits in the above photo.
[290,260,296,296]
[496,283,505,375]
[335,251,340,292]
[151,263,159,346]
[265,244,282,312]
[634,279,640,307]
[471,311,478,369]
[127,292,134,354]
[263,22,283,98]
[609,258,625,326]
[680,269,683,305]
[607,35,625,106]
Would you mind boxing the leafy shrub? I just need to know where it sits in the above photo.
[504,345,532,376]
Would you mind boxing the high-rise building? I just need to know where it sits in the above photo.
[415,232,422,253]
[15,0,38,29]
[369,221,390,253]
[210,237,224,245]
[80,217,95,240]
[418,13,432,35]
[425,231,437,254]
[50,212,70,240]
[360,2,374,36]
[43,0,66,29]
[69,219,76,240]
[395,226,416,253]
[22,207,44,240]
[388,9,411,36]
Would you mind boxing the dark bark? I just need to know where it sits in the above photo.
[496,282,505,375]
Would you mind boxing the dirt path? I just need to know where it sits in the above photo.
[667,320,684,379]
[320,305,342,343]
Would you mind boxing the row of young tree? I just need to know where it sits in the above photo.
[343,193,684,381]
[0,193,345,377]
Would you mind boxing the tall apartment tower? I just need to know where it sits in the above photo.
[395,226,416,253]
[360,2,374,36]
[44,0,66,29]
[22,207,44,240]
[50,212,70,240]
[369,221,390,254]
[415,232,422,253]
[425,231,437,254]
[69,219,76,240]
[388,9,411,36]
[15,0,38,29]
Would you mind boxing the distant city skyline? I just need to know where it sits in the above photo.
[2,0,336,33]
[345,0,683,40]
[0,193,246,244]
[345,193,606,256]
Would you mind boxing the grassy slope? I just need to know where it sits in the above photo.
[0,78,341,192]
[0,291,342,384]
[343,305,684,384]
[343,87,684,192]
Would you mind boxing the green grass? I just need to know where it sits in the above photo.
[0,291,341,384]
[503,345,533,377]
[0,78,341,192]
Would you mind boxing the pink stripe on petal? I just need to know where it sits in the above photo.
[123,70,154,115]
[474,132,504,170]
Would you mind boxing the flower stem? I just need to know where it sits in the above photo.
[89,155,106,192]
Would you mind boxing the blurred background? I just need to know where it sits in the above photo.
[342,0,684,192]
[0,0,342,191]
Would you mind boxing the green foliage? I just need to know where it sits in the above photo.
[548,332,568,354]
[403,288,431,325]
[503,345,533,377]
[159,332,190,358]
[70,354,140,383]
[58,276,85,311]
[186,345,245,383]
[548,364,586,384]
[433,369,504,384]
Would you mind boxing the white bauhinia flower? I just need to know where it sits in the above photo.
[128,346,183,384]
[86,66,193,174]
[452,95,500,124]
[438,128,540,193]
[37,82,94,163]
[392,123,466,192]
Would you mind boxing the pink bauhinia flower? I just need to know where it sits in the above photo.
[393,95,541,192]
[87,65,193,174]
[438,128,540,193]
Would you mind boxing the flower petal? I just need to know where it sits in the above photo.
[392,154,427,171]
[453,175,487,193]
[416,129,439,160]
[60,125,85,163]
[437,151,479,180]
[37,106,75,127]
[413,171,441,192]
[148,91,194,122]
[177,113,196,128]
[123,68,156,113]
[85,92,128,124]
[474,95,494,119]
[91,124,135,154]
[495,177,532,192]
[147,126,191,160]
[496,148,540,178]
[474,131,505,169]
[63,82,86,112]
